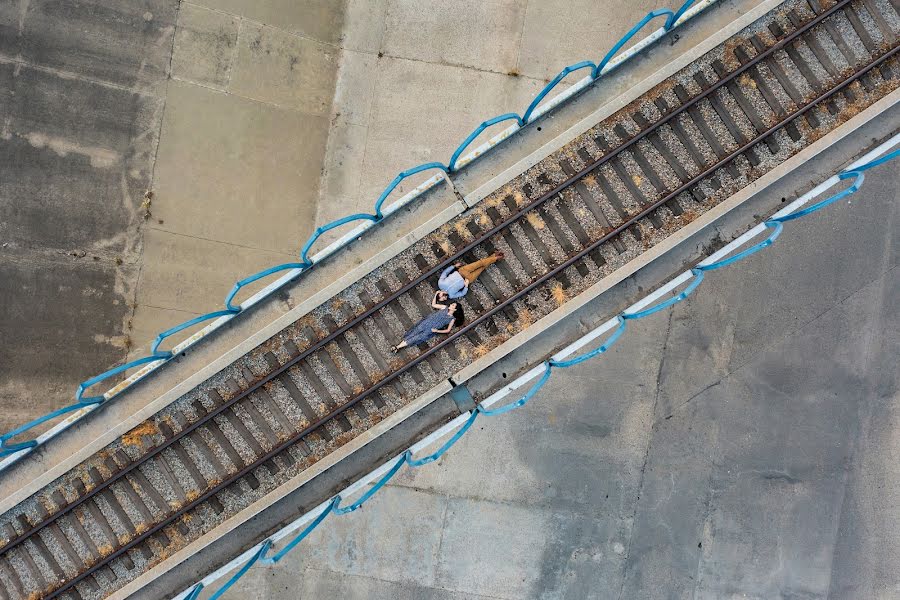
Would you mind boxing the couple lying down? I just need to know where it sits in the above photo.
[390,252,503,352]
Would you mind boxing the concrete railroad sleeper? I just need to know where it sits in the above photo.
[2,0,899,597]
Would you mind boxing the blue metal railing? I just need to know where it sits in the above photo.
[179,103,900,600]
[0,0,705,462]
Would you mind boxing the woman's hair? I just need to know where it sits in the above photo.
[449,302,465,326]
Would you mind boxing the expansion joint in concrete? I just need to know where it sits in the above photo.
[616,306,674,600]
[442,172,468,206]
[361,51,548,83]
[0,53,159,97]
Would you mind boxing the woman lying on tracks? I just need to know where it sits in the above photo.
[390,291,465,352]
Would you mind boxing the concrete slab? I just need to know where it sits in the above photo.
[1,66,160,251]
[828,271,900,598]
[188,0,346,45]
[381,0,527,74]
[356,56,543,204]
[622,266,898,599]
[228,20,339,113]
[148,79,329,256]
[314,53,544,229]
[655,175,900,420]
[130,3,345,351]
[433,497,556,599]
[269,485,446,585]
[171,3,240,89]
[0,250,130,434]
[3,0,178,94]
[341,0,388,53]
[316,51,539,230]
[0,0,174,428]
[134,227,294,315]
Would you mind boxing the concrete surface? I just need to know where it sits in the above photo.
[216,157,899,599]
[0,0,717,447]
[0,0,177,432]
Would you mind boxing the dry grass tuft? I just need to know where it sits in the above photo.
[551,283,566,306]
[526,212,545,230]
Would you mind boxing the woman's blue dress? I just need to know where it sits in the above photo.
[403,310,453,345]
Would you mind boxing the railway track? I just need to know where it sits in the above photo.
[2,0,898,597]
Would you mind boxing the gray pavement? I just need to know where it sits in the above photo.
[0,1,177,432]
[218,163,899,598]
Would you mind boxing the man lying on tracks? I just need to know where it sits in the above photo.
[438,252,504,299]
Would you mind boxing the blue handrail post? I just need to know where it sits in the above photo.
[772,171,865,223]
[407,410,480,467]
[373,162,450,217]
[521,61,597,125]
[697,221,782,272]
[448,114,524,172]
[207,540,272,600]
[622,268,705,320]
[665,0,698,29]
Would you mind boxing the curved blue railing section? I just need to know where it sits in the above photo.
[0,0,706,462]
[180,138,900,600]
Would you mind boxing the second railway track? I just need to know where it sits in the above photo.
[2,0,899,597]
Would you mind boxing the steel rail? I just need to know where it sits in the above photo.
[31,2,890,595]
